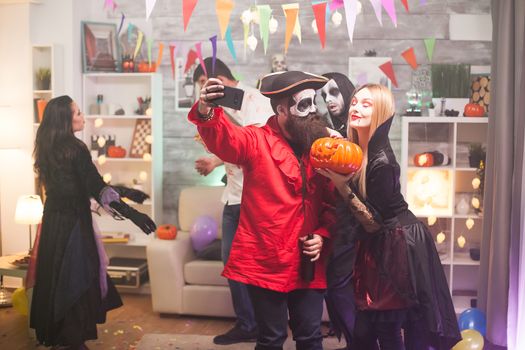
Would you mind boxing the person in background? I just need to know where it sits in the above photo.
[31,95,156,349]
[193,57,273,346]
[189,71,335,350]
[319,72,357,349]
[317,84,461,349]
[320,72,355,138]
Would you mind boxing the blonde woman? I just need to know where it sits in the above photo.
[317,84,460,350]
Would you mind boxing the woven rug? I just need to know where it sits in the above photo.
[136,333,346,350]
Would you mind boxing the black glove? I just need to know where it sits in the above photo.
[109,200,156,234]
[112,185,150,204]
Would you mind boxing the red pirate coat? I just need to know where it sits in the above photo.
[188,103,335,292]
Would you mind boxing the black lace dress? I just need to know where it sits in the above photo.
[30,141,122,347]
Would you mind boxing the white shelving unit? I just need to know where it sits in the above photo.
[400,116,488,314]
[81,73,163,249]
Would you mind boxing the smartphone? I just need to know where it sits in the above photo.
[212,86,245,110]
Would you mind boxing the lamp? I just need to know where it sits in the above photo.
[14,195,43,254]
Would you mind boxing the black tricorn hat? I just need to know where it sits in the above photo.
[260,71,328,99]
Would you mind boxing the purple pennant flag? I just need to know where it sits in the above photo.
[117,12,126,35]
[209,35,217,77]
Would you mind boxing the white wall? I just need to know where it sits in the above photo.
[0,3,37,259]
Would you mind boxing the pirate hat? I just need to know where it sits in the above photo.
[260,71,328,99]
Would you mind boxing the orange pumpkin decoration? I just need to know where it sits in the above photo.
[107,145,126,158]
[137,61,157,73]
[463,103,485,117]
[156,224,177,240]
[310,137,363,174]
[414,152,434,167]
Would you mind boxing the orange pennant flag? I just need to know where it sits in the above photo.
[379,60,398,88]
[401,0,409,12]
[216,0,234,40]
[312,2,327,48]
[155,42,164,70]
[401,47,418,70]
[282,3,299,54]
[183,0,198,31]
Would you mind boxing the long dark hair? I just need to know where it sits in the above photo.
[34,95,83,185]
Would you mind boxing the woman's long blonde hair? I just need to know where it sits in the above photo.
[347,83,395,198]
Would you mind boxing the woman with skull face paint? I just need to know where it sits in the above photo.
[321,73,356,138]
[317,84,460,350]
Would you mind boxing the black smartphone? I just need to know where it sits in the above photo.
[212,86,245,110]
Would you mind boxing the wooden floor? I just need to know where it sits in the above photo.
[0,293,236,349]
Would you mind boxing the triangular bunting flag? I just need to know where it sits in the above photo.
[184,49,198,73]
[243,22,249,59]
[133,30,144,60]
[225,26,237,62]
[369,0,382,26]
[169,43,177,79]
[104,0,117,11]
[195,42,207,77]
[155,42,164,70]
[382,0,397,27]
[147,38,153,67]
[400,0,409,12]
[312,2,327,48]
[146,0,157,20]
[183,0,198,32]
[379,60,398,88]
[329,0,344,11]
[401,47,418,70]
[216,0,234,40]
[424,38,436,62]
[258,5,272,54]
[343,0,358,43]
[209,35,217,76]
[282,3,299,54]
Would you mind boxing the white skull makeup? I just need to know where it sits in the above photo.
[289,89,317,118]
[271,54,287,73]
[321,79,345,117]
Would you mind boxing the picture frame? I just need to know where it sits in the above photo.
[175,57,199,111]
[348,57,392,89]
[81,21,121,73]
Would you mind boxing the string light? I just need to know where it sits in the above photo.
[145,135,153,144]
[471,197,480,209]
[98,154,107,165]
[331,10,342,27]
[97,136,106,148]
[142,152,152,161]
[94,118,103,128]
[457,235,466,248]
[139,171,148,181]
[466,218,474,230]
[247,34,258,51]
[436,231,446,244]
[427,216,437,226]
[103,173,112,184]
[472,177,481,189]
[269,16,278,34]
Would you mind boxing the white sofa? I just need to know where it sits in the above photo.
[147,185,329,320]
[147,186,235,317]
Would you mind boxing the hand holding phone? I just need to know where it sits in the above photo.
[212,86,245,111]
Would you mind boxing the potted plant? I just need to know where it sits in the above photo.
[35,68,51,90]
[468,143,486,168]
[428,101,436,117]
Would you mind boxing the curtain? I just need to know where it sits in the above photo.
[478,1,525,348]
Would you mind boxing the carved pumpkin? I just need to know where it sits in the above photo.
[107,145,126,158]
[156,224,177,240]
[414,152,434,167]
[464,103,485,117]
[310,137,363,174]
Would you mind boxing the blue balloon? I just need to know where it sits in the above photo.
[458,308,487,336]
[190,215,218,252]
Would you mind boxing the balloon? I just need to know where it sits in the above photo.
[12,287,28,316]
[190,215,218,252]
[452,329,484,350]
[458,308,487,336]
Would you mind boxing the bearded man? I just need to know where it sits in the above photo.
[188,71,336,350]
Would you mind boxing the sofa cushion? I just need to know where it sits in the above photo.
[179,186,224,238]
[184,260,229,286]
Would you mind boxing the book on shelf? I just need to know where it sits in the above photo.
[101,232,130,244]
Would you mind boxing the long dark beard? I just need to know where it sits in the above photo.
[285,112,330,155]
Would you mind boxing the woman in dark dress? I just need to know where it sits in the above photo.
[317,84,460,349]
[31,95,156,349]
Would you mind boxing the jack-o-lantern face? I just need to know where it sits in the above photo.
[310,137,363,174]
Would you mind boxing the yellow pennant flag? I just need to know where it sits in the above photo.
[216,0,234,39]
[133,31,144,60]
[282,3,299,53]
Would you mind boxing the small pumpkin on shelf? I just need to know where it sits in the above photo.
[107,145,126,158]
[310,137,363,174]
[463,103,485,117]
[156,224,177,240]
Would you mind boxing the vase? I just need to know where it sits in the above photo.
[456,196,470,215]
